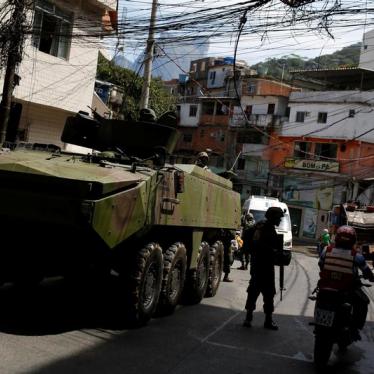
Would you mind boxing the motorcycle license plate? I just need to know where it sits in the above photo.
[315,308,335,327]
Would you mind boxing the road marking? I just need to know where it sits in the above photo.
[197,310,313,364]
[200,310,242,343]
[206,340,313,363]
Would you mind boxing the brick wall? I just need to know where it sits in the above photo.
[243,78,297,97]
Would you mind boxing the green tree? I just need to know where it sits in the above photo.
[96,53,176,120]
[251,43,361,80]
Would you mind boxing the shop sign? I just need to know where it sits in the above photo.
[284,158,339,173]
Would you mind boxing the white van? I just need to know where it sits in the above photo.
[242,196,293,257]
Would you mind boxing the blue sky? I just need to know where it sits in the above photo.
[116,0,367,68]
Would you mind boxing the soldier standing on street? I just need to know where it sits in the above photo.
[243,207,284,330]
[238,213,255,270]
[222,230,235,282]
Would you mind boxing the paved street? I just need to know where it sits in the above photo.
[0,250,373,374]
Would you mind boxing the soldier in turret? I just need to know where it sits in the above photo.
[195,152,209,169]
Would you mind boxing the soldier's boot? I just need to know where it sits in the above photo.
[243,311,253,328]
[223,273,233,282]
[264,314,278,330]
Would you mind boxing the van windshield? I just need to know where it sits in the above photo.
[250,209,291,232]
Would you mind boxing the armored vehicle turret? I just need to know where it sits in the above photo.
[0,111,241,325]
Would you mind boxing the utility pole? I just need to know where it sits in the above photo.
[0,0,28,146]
[139,0,158,110]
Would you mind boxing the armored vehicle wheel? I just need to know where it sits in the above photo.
[182,242,210,304]
[123,243,163,326]
[14,266,44,290]
[157,242,187,316]
[205,241,224,297]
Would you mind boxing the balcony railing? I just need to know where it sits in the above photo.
[232,113,284,127]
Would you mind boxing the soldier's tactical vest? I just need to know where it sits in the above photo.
[319,245,357,290]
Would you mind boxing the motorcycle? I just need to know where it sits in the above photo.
[310,280,371,368]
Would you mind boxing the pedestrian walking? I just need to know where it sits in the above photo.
[239,213,255,270]
[243,207,284,330]
[317,228,330,256]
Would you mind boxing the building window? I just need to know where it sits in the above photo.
[200,129,205,137]
[315,143,337,160]
[216,102,229,115]
[201,61,206,71]
[317,112,327,123]
[267,103,275,115]
[237,131,263,144]
[189,105,197,117]
[237,158,245,170]
[294,141,312,159]
[32,0,73,60]
[285,107,290,118]
[183,133,192,143]
[248,83,256,94]
[202,102,214,115]
[209,71,216,84]
[296,111,305,123]
[245,105,252,116]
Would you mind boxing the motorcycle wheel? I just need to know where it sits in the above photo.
[314,334,333,369]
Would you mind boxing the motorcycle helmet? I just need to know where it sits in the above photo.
[335,225,356,249]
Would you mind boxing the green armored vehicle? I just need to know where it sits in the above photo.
[0,111,240,325]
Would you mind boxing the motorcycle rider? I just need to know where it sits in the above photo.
[319,225,374,338]
[243,207,284,330]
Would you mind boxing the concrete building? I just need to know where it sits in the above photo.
[230,78,296,200]
[1,0,117,150]
[175,97,236,170]
[268,90,374,240]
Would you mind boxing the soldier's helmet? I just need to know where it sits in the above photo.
[139,108,157,122]
[265,207,284,220]
[246,212,254,221]
[197,151,209,160]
